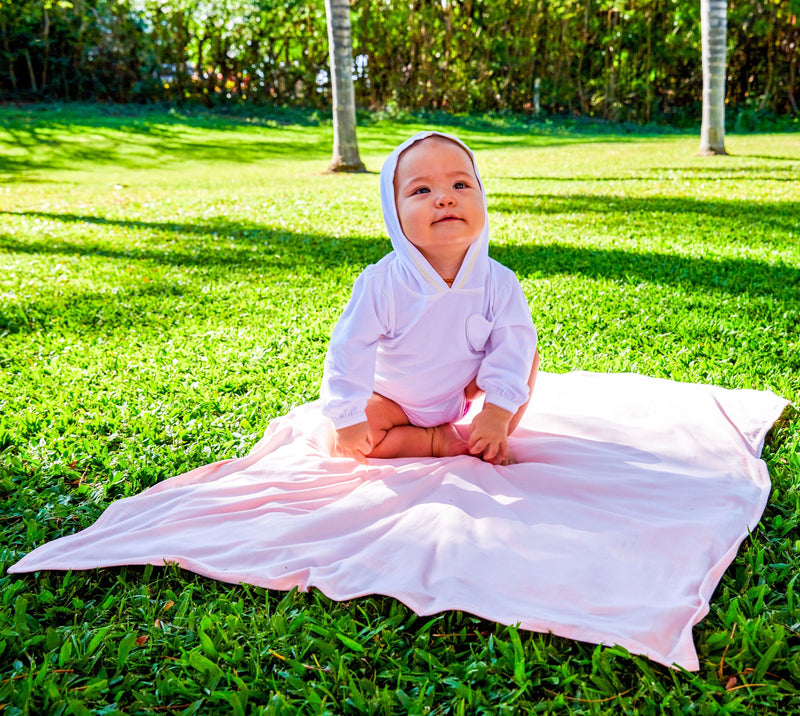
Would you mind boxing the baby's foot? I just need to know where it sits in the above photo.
[430,424,470,457]
[498,450,518,466]
[480,449,517,466]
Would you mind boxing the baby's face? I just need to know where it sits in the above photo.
[392,137,485,266]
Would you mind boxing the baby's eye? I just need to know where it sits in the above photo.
[412,186,430,195]
[453,181,469,189]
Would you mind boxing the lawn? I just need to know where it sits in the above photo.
[1,103,799,714]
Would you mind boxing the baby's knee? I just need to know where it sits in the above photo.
[365,392,410,431]
[527,350,540,389]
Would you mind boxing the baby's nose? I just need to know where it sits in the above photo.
[435,192,455,206]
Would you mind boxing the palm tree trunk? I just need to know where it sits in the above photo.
[324,0,366,173]
[699,0,728,155]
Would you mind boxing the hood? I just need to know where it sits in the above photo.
[379,130,490,295]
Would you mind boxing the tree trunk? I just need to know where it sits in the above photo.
[788,53,798,114]
[23,48,37,93]
[699,0,727,155]
[644,5,653,123]
[174,10,187,103]
[325,0,366,172]
[41,6,50,92]
[0,14,18,93]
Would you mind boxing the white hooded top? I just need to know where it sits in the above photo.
[321,131,538,429]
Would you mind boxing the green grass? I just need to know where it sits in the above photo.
[1,103,799,714]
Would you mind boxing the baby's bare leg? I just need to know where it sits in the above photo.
[365,393,469,459]
[369,424,470,458]
[508,348,540,436]
[364,393,411,446]
[464,376,483,402]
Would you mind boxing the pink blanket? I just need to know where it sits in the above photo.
[10,371,787,670]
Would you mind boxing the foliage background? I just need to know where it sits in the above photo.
[1,0,798,125]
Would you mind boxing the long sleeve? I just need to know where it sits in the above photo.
[477,275,537,414]
[321,269,390,429]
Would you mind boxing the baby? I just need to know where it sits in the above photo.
[321,131,539,464]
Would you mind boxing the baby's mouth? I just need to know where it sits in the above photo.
[433,215,462,223]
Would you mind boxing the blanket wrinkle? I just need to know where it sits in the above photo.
[8,371,788,672]
[710,393,766,459]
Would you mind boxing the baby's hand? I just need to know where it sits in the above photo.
[334,422,374,463]
[468,403,512,464]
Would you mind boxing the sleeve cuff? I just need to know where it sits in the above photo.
[327,410,369,430]
[483,389,527,415]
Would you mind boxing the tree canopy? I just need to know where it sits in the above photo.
[1,0,797,124]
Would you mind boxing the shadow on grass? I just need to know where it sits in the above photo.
[764,404,799,452]
[2,208,798,338]
[0,281,198,337]
[0,107,657,177]
[492,243,800,300]
[504,166,800,182]
[737,154,800,162]
[490,193,800,236]
[0,124,334,175]
[0,210,390,270]
[0,211,390,336]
